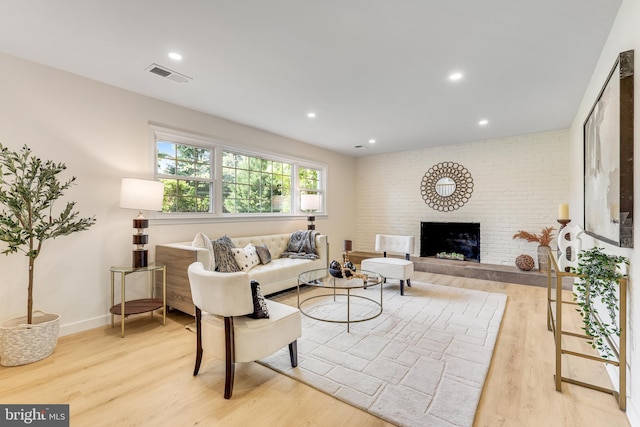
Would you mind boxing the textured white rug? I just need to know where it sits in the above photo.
[260,281,507,427]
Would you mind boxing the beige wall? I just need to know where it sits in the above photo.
[0,53,356,335]
[568,0,639,423]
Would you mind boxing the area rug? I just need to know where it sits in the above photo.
[259,281,507,427]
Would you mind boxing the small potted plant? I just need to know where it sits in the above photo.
[0,144,96,366]
[573,247,628,359]
[513,226,555,272]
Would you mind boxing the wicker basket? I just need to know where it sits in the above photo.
[0,311,60,367]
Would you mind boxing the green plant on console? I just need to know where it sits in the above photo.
[0,144,96,324]
[572,247,629,359]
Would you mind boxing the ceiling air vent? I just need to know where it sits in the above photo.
[145,63,192,83]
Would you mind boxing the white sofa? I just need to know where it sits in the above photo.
[155,233,328,315]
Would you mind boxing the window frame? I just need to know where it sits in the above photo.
[149,125,327,223]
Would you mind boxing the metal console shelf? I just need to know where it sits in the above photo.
[546,247,627,411]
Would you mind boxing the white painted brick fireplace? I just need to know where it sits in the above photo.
[354,129,570,266]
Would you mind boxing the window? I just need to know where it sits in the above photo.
[156,140,213,213]
[299,166,323,213]
[222,150,292,213]
[152,127,326,219]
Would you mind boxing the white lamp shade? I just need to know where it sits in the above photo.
[301,194,321,211]
[120,178,165,211]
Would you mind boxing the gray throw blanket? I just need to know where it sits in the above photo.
[281,230,319,259]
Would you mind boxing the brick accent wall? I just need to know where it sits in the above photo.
[354,129,570,266]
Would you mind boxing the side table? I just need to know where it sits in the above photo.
[110,263,166,338]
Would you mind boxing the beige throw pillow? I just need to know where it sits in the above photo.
[231,244,260,272]
[192,233,215,270]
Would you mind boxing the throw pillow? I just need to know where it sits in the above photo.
[191,232,215,270]
[248,280,269,319]
[231,244,260,272]
[212,236,241,273]
[255,244,272,265]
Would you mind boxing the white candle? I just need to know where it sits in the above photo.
[558,203,569,220]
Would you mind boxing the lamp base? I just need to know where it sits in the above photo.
[132,249,148,268]
[307,214,316,230]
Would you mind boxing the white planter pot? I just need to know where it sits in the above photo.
[0,310,60,367]
[271,195,284,212]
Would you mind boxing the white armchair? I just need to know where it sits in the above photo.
[361,234,415,295]
[187,262,301,399]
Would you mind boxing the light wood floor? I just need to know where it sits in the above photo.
[0,272,630,427]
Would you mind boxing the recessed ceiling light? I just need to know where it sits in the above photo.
[368,139,376,144]
[168,52,182,61]
[448,72,463,81]
[307,112,316,118]
[478,119,489,126]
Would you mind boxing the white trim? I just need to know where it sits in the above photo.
[148,123,328,219]
[59,315,110,337]
[150,213,327,226]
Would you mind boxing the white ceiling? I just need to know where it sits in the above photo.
[0,1,622,156]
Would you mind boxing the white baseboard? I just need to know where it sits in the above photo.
[605,362,637,426]
[59,315,110,337]
[627,402,640,427]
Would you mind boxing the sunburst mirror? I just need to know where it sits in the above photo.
[420,162,473,211]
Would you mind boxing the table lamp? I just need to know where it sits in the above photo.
[120,178,164,268]
[300,194,321,230]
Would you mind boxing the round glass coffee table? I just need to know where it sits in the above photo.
[297,268,384,332]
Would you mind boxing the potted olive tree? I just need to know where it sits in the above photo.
[0,144,95,366]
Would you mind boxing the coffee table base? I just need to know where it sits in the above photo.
[298,289,383,332]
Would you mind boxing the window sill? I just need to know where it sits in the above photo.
[149,213,327,226]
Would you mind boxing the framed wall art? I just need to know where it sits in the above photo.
[583,50,634,248]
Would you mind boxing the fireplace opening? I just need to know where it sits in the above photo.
[420,222,480,262]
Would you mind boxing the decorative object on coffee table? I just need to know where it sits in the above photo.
[515,254,535,271]
[513,226,555,272]
[329,260,352,278]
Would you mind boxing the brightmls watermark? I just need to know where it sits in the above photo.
[0,405,69,426]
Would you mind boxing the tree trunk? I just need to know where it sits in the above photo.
[27,257,34,324]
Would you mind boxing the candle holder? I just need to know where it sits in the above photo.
[343,239,352,263]
[557,218,571,230]
[557,218,572,272]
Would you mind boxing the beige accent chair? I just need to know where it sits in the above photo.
[187,262,301,399]
[361,234,415,295]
